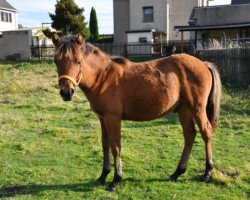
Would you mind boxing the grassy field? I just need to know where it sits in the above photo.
[0,61,249,199]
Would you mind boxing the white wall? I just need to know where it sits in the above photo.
[127,32,153,43]
[0,10,18,32]
[127,32,153,55]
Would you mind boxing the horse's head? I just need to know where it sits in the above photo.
[52,34,85,101]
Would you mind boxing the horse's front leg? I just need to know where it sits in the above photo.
[97,117,111,185]
[103,114,122,191]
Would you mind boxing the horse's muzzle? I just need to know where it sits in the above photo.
[60,88,75,101]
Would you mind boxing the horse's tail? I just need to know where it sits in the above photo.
[205,62,222,129]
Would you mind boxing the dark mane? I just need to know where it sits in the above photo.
[111,56,128,64]
[56,35,79,59]
[85,42,100,55]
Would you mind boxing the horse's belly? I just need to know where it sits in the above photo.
[123,108,173,121]
[122,93,178,121]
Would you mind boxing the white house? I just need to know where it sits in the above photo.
[0,0,18,32]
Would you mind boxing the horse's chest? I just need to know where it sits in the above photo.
[90,101,104,117]
[89,95,121,117]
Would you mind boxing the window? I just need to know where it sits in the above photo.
[0,11,12,22]
[139,37,147,43]
[9,13,12,22]
[143,7,153,23]
[5,12,9,22]
[1,12,4,21]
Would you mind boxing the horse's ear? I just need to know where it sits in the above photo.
[52,33,60,47]
[76,34,84,45]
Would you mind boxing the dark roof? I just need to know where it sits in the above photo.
[126,29,156,33]
[231,0,250,5]
[175,22,250,31]
[0,0,17,11]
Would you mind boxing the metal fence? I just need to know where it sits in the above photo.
[31,45,55,59]
[30,41,194,59]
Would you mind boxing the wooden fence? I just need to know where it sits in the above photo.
[195,47,250,86]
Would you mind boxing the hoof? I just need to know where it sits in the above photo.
[96,177,106,186]
[169,176,177,182]
[106,182,117,192]
[202,175,212,183]
[169,174,178,182]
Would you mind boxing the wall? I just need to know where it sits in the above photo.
[113,0,130,43]
[129,0,168,33]
[113,0,207,42]
[0,30,32,60]
[127,32,153,43]
[169,0,201,41]
[231,0,250,5]
[192,4,250,26]
[0,10,18,32]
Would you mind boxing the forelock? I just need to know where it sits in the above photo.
[55,36,80,60]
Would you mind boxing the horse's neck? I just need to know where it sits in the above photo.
[79,50,111,93]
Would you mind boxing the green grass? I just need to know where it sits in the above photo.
[0,61,249,199]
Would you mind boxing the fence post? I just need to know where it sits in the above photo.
[160,42,163,56]
[180,32,184,53]
[40,45,42,60]
[124,43,128,58]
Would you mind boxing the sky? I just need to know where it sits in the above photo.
[7,0,231,34]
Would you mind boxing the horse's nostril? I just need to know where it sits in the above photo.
[70,88,75,96]
[60,89,64,97]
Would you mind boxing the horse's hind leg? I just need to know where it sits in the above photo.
[97,117,111,185]
[194,108,214,183]
[170,108,196,181]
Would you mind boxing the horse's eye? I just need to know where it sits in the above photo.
[77,61,81,65]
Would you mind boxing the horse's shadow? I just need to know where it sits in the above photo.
[0,180,97,198]
[0,176,227,197]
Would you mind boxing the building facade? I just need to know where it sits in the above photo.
[175,0,250,49]
[0,0,18,32]
[113,0,212,43]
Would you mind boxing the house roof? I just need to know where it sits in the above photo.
[231,0,250,5]
[175,22,250,31]
[126,29,156,33]
[0,0,17,11]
